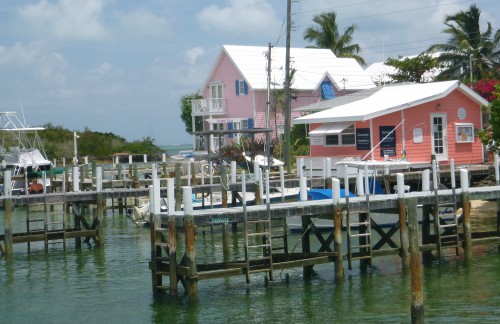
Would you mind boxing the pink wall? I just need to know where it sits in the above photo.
[310,89,484,165]
[204,52,253,119]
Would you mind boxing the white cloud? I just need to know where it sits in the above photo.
[18,0,108,40]
[197,0,279,36]
[0,41,44,66]
[91,62,117,76]
[33,52,68,86]
[117,9,171,37]
[185,47,205,65]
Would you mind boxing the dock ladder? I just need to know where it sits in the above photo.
[243,201,274,283]
[26,201,66,252]
[346,172,373,270]
[432,164,460,255]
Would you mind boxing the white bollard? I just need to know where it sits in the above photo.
[143,154,147,164]
[96,167,102,192]
[182,186,193,215]
[253,161,260,182]
[397,173,405,198]
[129,155,132,165]
[356,172,364,196]
[422,169,430,191]
[297,158,304,178]
[73,166,80,192]
[299,176,307,201]
[326,158,332,179]
[231,161,237,183]
[167,178,175,214]
[151,163,157,180]
[332,178,340,205]
[460,169,469,192]
[152,179,161,215]
[162,153,166,163]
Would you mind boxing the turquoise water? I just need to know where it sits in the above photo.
[1,206,500,323]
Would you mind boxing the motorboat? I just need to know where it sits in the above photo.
[0,111,53,194]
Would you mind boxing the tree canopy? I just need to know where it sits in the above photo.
[427,4,500,82]
[385,54,439,83]
[180,92,203,134]
[304,11,365,66]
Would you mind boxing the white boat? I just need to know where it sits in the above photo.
[0,111,53,194]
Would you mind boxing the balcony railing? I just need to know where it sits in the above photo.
[191,98,226,116]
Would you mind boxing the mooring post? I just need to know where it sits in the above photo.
[420,168,432,264]
[96,167,104,246]
[300,176,312,278]
[167,178,177,294]
[190,161,197,186]
[183,186,198,299]
[221,163,228,208]
[175,163,182,211]
[397,173,410,269]
[3,171,13,257]
[408,196,424,323]
[460,169,472,260]
[332,178,344,279]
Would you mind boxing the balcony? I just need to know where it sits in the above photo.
[191,98,226,116]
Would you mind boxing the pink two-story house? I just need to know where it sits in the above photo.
[191,45,375,151]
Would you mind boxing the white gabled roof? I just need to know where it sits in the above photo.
[294,80,489,124]
[201,45,375,92]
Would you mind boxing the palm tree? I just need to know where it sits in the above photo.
[427,4,500,82]
[304,11,365,66]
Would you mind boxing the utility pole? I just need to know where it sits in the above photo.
[284,0,292,174]
[469,54,473,89]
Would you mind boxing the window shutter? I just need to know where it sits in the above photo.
[244,81,248,95]
[321,80,335,99]
[247,118,254,129]
[227,122,233,138]
[235,80,239,95]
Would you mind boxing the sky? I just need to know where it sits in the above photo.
[0,0,498,146]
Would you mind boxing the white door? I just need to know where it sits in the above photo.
[430,113,448,161]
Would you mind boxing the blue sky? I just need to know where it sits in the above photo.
[0,0,498,146]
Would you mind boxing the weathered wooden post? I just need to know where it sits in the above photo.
[190,161,197,186]
[96,167,104,246]
[221,163,228,208]
[183,186,198,299]
[175,163,182,211]
[3,171,13,257]
[397,173,410,269]
[300,176,312,278]
[421,168,432,264]
[460,169,472,260]
[408,196,424,323]
[332,178,344,279]
[167,178,177,294]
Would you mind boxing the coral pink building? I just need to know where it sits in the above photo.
[293,81,489,166]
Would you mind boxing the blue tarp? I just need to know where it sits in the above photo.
[306,188,355,200]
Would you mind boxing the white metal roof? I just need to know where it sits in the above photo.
[294,80,489,124]
[201,45,375,93]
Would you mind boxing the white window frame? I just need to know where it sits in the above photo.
[238,80,246,95]
[325,124,356,147]
[241,119,249,129]
[455,123,474,143]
